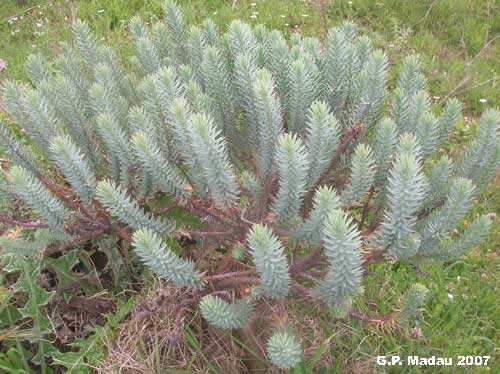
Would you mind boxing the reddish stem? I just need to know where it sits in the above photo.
[153,202,178,216]
[114,225,132,241]
[44,228,108,255]
[290,245,323,274]
[0,216,49,229]
[362,246,385,266]
[359,186,375,229]
[203,270,255,281]
[303,124,365,214]
[215,276,260,289]
[39,175,80,210]
[184,229,239,239]
[292,281,311,296]
[348,310,395,324]
[324,124,364,178]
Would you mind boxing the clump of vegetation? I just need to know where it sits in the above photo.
[0,0,498,371]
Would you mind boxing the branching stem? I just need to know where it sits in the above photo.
[0,216,49,229]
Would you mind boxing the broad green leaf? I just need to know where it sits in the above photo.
[44,252,80,301]
[15,260,54,333]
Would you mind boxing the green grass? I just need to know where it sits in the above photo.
[1,0,499,373]
[1,0,499,112]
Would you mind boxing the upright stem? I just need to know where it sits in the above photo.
[359,186,375,229]
[302,124,364,214]
[290,245,323,274]
[257,177,277,220]
[323,125,365,182]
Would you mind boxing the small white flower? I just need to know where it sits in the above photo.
[212,11,218,15]
[253,11,259,15]
[250,2,257,6]
[285,23,289,26]
[280,15,286,18]
[97,9,105,14]
[250,14,257,19]
[447,293,454,301]
[433,96,440,100]
[302,14,309,17]
[479,98,487,103]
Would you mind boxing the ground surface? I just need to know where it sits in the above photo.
[0,0,499,373]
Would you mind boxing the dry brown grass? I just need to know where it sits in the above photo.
[98,283,250,373]
[97,283,388,373]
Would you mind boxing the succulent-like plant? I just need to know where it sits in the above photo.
[401,283,429,323]
[266,330,302,369]
[0,1,498,370]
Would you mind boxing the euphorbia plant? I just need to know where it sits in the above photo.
[0,1,498,370]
